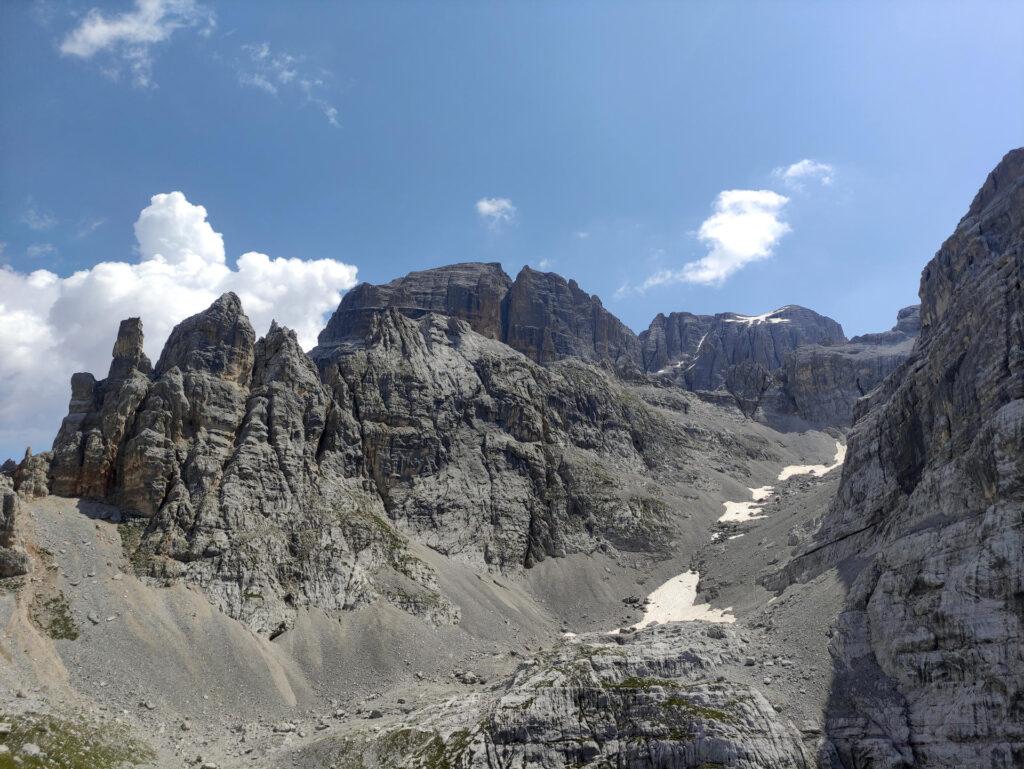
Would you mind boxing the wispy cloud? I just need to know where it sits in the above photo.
[475,197,516,227]
[773,159,834,190]
[26,243,58,259]
[59,0,215,87]
[21,199,57,231]
[621,189,791,294]
[75,217,106,238]
[238,43,340,126]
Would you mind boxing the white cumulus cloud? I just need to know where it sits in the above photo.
[475,197,516,226]
[59,0,214,87]
[0,191,357,461]
[773,159,834,190]
[623,189,791,294]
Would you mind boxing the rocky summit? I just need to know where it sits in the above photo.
[0,149,1020,769]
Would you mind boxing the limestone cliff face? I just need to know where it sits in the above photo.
[49,317,153,499]
[47,295,447,636]
[315,307,726,569]
[769,306,920,427]
[315,262,512,348]
[502,266,642,367]
[778,149,1024,768]
[410,625,812,768]
[640,306,846,388]
[0,477,29,578]
[314,262,642,368]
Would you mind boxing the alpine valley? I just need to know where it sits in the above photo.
[1,148,1021,769]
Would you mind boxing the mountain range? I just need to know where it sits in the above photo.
[0,147,1020,769]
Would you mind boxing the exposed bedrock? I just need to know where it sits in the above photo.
[313,262,641,368]
[773,148,1024,768]
[40,288,761,636]
[766,306,921,428]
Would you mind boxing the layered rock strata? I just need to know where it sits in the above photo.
[314,262,640,368]
[775,148,1024,767]
[767,306,921,427]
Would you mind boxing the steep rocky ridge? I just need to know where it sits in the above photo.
[773,148,1024,767]
[44,294,449,637]
[641,305,846,388]
[316,262,512,347]
[764,306,921,427]
[502,265,642,366]
[314,262,641,368]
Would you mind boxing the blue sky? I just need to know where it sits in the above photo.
[1,0,1023,459]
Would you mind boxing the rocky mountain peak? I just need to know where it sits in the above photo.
[503,265,641,366]
[315,261,513,351]
[107,317,152,380]
[153,291,255,382]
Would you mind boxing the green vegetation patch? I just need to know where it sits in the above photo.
[305,727,476,769]
[663,696,735,723]
[0,712,155,768]
[117,520,151,575]
[29,592,79,641]
[607,676,679,690]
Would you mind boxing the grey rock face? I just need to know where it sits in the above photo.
[769,306,921,427]
[332,625,811,768]
[13,448,51,498]
[48,296,453,635]
[776,148,1024,767]
[503,266,642,367]
[314,308,706,568]
[640,311,715,374]
[641,306,846,390]
[315,262,512,349]
[314,263,643,368]
[49,317,153,499]
[467,627,811,768]
[0,477,29,577]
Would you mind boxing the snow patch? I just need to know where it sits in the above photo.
[633,570,735,627]
[723,308,792,325]
[778,441,846,481]
[719,484,775,523]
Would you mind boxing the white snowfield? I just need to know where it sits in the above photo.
[722,307,792,325]
[632,570,735,627]
[777,441,847,480]
[632,441,847,630]
[718,484,776,523]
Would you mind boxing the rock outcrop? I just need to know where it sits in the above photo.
[313,625,813,768]
[49,317,153,499]
[314,262,642,368]
[641,306,846,389]
[502,266,642,367]
[768,306,921,427]
[0,477,30,578]
[45,295,451,635]
[463,626,812,768]
[775,148,1024,767]
[315,262,513,348]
